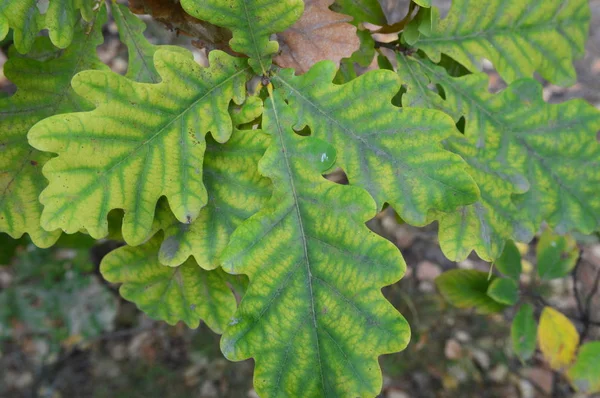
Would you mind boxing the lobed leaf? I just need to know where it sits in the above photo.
[511,303,537,362]
[538,306,579,371]
[101,235,240,332]
[111,2,187,84]
[413,0,591,86]
[435,269,506,314]
[28,50,250,245]
[0,0,96,53]
[220,92,410,397]
[155,125,271,268]
[0,6,107,247]
[274,61,479,227]
[180,0,304,74]
[397,55,600,261]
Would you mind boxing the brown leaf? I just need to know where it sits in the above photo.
[275,0,360,74]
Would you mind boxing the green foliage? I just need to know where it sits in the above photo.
[411,0,590,86]
[537,228,579,280]
[567,342,600,394]
[486,278,518,305]
[220,92,410,396]
[28,50,250,245]
[435,270,506,314]
[101,234,241,332]
[511,303,537,362]
[0,6,107,248]
[1,0,599,396]
[180,0,304,73]
[495,240,522,281]
[0,0,96,53]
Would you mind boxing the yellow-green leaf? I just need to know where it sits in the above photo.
[567,342,600,394]
[180,0,304,74]
[0,6,107,247]
[414,0,591,86]
[100,234,240,332]
[111,2,187,84]
[511,303,537,362]
[220,92,410,397]
[537,229,579,280]
[274,62,479,227]
[397,55,600,261]
[435,269,506,314]
[0,0,97,53]
[28,50,250,245]
[538,307,579,370]
[155,127,271,268]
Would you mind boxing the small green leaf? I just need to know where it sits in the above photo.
[537,229,579,280]
[486,277,518,305]
[330,0,387,26]
[567,342,600,394]
[275,62,479,227]
[220,92,410,397]
[100,235,239,332]
[28,50,250,245]
[414,0,591,86]
[511,303,537,362]
[538,306,579,370]
[0,6,107,247]
[495,240,522,281]
[111,2,187,84]
[180,0,304,73]
[435,269,506,314]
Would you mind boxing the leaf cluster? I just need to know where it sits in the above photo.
[1,0,599,396]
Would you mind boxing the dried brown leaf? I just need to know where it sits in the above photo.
[275,0,359,74]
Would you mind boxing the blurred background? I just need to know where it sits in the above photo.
[1,1,599,397]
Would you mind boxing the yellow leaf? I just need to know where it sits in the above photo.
[538,307,579,370]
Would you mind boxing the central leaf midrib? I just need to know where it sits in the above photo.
[267,94,327,393]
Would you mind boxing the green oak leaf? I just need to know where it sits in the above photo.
[111,2,187,84]
[486,277,518,305]
[0,0,41,54]
[434,138,534,262]
[398,55,600,260]
[274,62,479,227]
[0,6,107,247]
[511,303,537,362]
[28,50,250,246]
[181,0,304,74]
[0,0,96,53]
[435,270,506,314]
[101,234,241,332]
[567,342,600,394]
[330,0,387,26]
[220,92,410,397]
[156,125,271,268]
[45,0,96,49]
[413,0,590,86]
[536,229,579,280]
